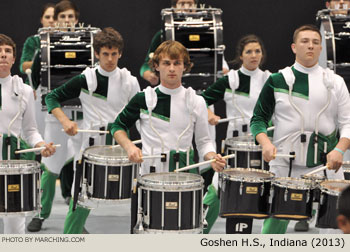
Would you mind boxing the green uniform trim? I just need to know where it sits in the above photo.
[201,76,230,106]
[1,134,35,160]
[38,169,59,219]
[235,70,250,96]
[140,30,163,77]
[262,217,289,234]
[63,199,90,234]
[82,88,107,100]
[19,35,40,74]
[203,184,220,234]
[235,91,250,97]
[140,108,170,122]
[168,149,198,173]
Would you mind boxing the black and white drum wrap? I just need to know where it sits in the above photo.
[317,10,350,91]
[225,136,268,170]
[39,27,100,109]
[80,145,139,203]
[301,173,326,202]
[342,163,350,180]
[270,177,314,220]
[162,8,224,90]
[219,168,274,219]
[0,160,41,216]
[135,172,203,233]
[316,179,350,229]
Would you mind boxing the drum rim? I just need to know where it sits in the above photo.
[225,136,262,150]
[83,145,133,165]
[221,167,275,182]
[138,172,203,189]
[0,160,40,174]
[272,177,313,190]
[319,179,350,195]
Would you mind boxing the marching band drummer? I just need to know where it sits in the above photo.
[0,34,56,234]
[111,40,226,231]
[326,0,350,15]
[250,24,350,234]
[44,27,140,234]
[27,0,83,232]
[200,34,271,234]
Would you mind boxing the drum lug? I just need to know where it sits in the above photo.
[320,194,324,205]
[134,207,145,233]
[269,186,274,204]
[221,179,226,192]
[306,189,310,203]
[260,183,264,196]
[284,188,288,202]
[239,182,243,196]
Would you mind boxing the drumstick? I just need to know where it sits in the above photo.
[343,161,350,165]
[218,116,243,124]
[141,155,165,160]
[60,129,109,134]
[303,165,328,177]
[15,144,61,154]
[174,153,235,172]
[273,153,296,158]
[25,69,34,90]
[110,139,142,148]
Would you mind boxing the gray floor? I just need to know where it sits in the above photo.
[0,182,320,234]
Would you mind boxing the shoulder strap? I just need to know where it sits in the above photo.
[82,67,98,95]
[185,87,197,115]
[144,86,157,111]
[279,66,295,88]
[227,69,239,90]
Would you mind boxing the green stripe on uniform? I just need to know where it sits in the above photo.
[140,108,170,122]
[273,88,309,100]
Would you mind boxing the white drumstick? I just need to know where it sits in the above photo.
[141,155,165,160]
[303,165,328,177]
[110,139,142,148]
[273,153,296,158]
[25,69,34,90]
[343,161,350,165]
[61,129,109,134]
[218,116,243,124]
[15,144,61,154]
[174,153,235,172]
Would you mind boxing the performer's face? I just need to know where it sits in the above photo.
[240,42,262,71]
[175,0,196,12]
[155,54,185,89]
[0,44,15,78]
[291,30,322,68]
[56,9,78,27]
[95,47,121,72]
[41,7,54,28]
[328,0,350,15]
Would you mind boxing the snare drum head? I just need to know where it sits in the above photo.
[222,168,274,182]
[319,179,350,195]
[0,160,40,174]
[225,136,262,151]
[83,145,131,165]
[301,173,326,181]
[273,177,311,190]
[138,172,203,190]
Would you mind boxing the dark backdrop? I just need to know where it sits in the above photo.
[1,0,325,149]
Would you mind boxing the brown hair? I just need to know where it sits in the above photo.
[231,34,266,68]
[0,34,16,58]
[40,3,55,19]
[149,40,192,75]
[171,0,198,7]
[293,24,321,43]
[54,0,80,20]
[93,27,124,54]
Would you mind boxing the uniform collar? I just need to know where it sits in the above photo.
[158,84,183,95]
[294,61,319,74]
[240,66,260,76]
[0,74,11,83]
[97,65,118,77]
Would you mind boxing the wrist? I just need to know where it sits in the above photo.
[334,147,345,155]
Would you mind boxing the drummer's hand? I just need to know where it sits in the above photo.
[262,142,276,162]
[62,120,78,136]
[126,145,143,163]
[207,153,226,172]
[326,149,343,172]
[36,142,56,157]
[143,71,159,86]
[208,109,220,126]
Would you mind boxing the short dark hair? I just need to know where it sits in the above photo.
[0,34,16,58]
[338,185,350,220]
[40,3,55,19]
[93,27,124,54]
[231,34,266,68]
[293,24,322,43]
[149,40,192,76]
[171,0,198,7]
[54,0,80,21]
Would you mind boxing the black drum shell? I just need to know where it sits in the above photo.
[270,185,313,220]
[219,179,271,219]
[344,170,350,180]
[0,173,39,212]
[227,148,268,170]
[140,188,202,230]
[316,193,338,229]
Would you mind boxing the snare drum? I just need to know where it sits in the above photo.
[316,179,350,229]
[39,27,100,109]
[81,145,139,202]
[162,8,224,90]
[225,136,268,170]
[219,168,274,218]
[135,172,203,233]
[301,173,326,202]
[0,160,41,215]
[270,177,314,220]
[317,11,350,90]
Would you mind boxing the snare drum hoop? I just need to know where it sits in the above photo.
[135,227,202,234]
[225,136,262,151]
[319,179,350,196]
[0,209,40,217]
[138,172,203,191]
[0,160,40,175]
[272,177,313,190]
[83,145,133,166]
[221,167,274,183]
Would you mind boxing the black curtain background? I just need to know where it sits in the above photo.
[1,0,326,149]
